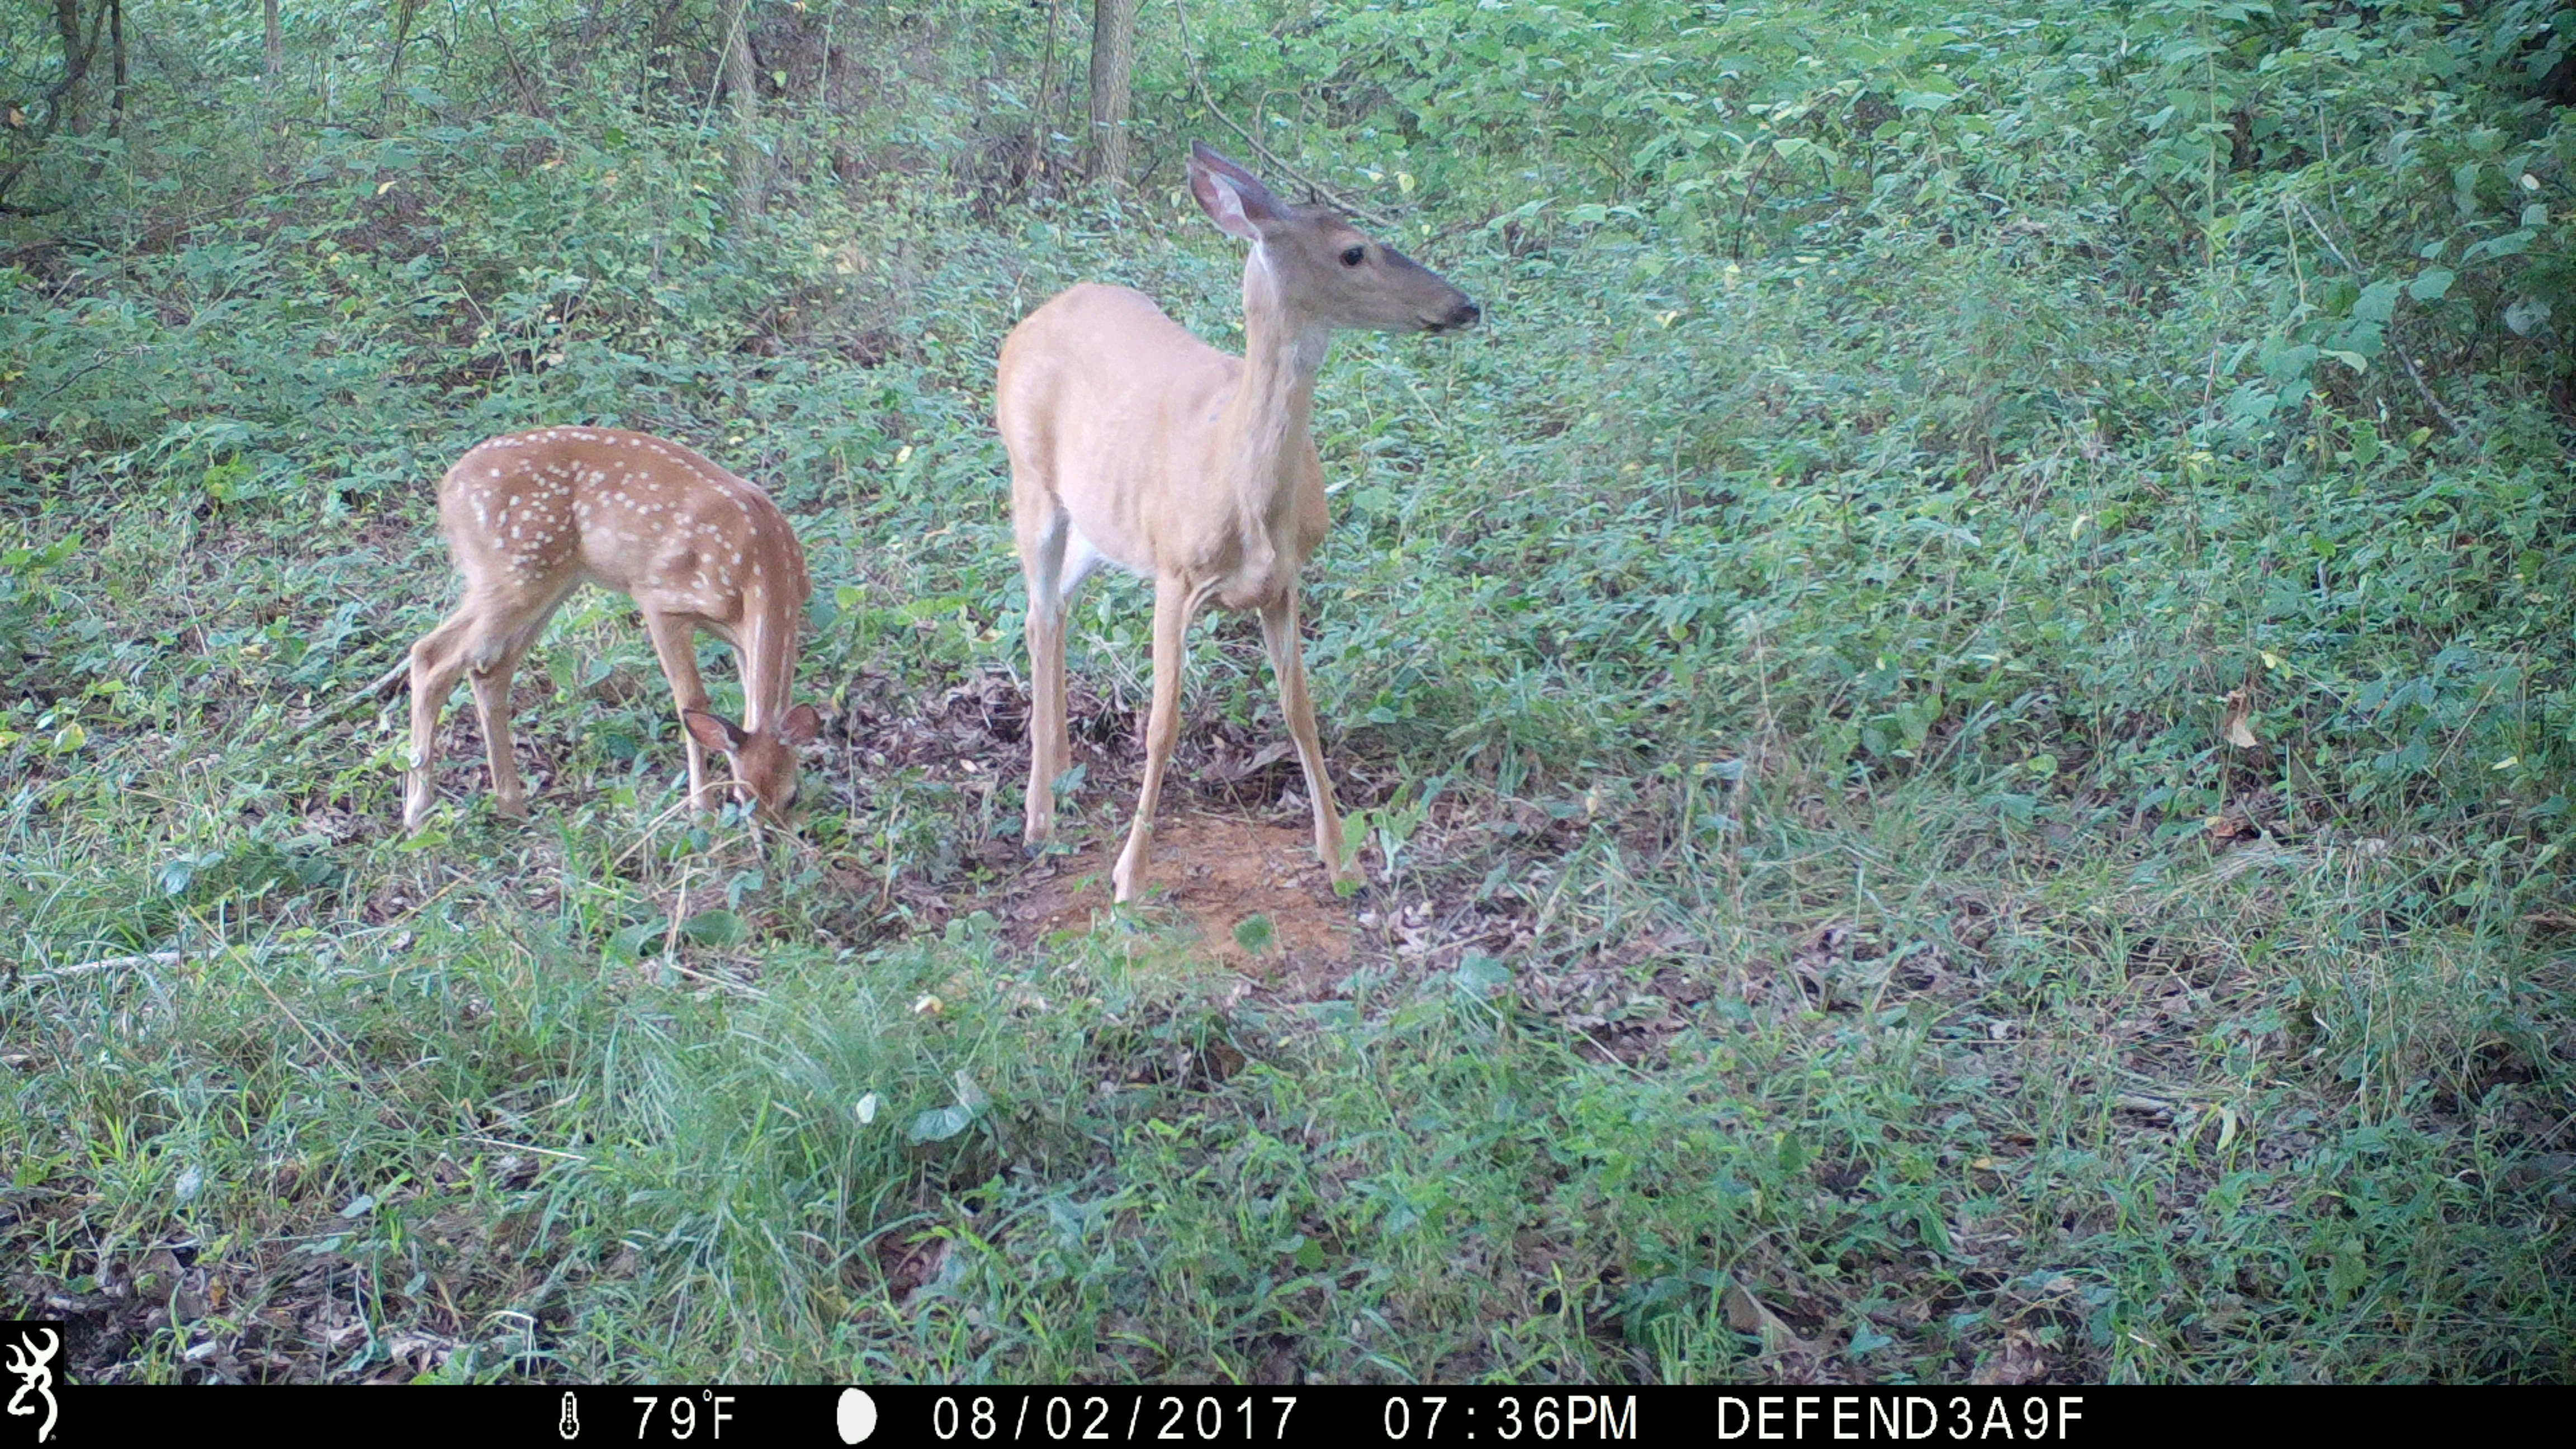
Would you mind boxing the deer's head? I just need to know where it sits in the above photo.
[1188,141,1480,337]
[684,703,825,824]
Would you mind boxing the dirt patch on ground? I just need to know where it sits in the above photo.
[1007,813,1356,989]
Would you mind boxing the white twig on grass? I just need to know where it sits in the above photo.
[12,950,185,988]
[354,658,409,700]
[463,1135,589,1163]
[661,958,769,1001]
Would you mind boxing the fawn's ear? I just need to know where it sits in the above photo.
[780,703,823,747]
[683,709,747,755]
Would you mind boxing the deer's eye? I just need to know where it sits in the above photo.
[1339,245,1366,268]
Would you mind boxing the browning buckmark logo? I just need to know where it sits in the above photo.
[2,1324,59,1445]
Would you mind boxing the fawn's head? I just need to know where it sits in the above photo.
[684,703,825,823]
[1188,141,1480,337]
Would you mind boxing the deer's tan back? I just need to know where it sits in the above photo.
[998,283,1265,569]
[437,427,808,622]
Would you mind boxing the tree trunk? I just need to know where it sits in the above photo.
[1029,0,1060,179]
[264,0,282,96]
[1087,0,1135,183]
[56,0,94,135]
[724,0,761,223]
[107,0,124,132]
[78,0,125,182]
[0,0,98,206]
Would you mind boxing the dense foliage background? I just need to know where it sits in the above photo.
[4,0,2572,1383]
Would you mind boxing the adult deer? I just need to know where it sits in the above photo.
[400,427,822,832]
[998,141,1479,902]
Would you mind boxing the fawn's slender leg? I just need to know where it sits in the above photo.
[1261,588,1348,885]
[1112,572,1199,902]
[641,609,717,812]
[403,610,481,832]
[467,636,537,818]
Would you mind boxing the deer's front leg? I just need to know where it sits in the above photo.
[1260,588,1348,888]
[642,611,717,813]
[1114,572,1196,903]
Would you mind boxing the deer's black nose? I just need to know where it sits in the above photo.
[1450,298,1481,329]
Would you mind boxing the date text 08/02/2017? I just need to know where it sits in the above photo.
[926,1394,1640,1443]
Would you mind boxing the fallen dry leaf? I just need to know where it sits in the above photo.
[1722,1280,1816,1358]
[1969,1327,2052,1385]
[2222,689,2259,749]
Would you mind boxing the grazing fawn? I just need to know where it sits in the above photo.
[401,427,822,831]
[997,141,1480,901]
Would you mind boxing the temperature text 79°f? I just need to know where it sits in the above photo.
[633,1392,738,1439]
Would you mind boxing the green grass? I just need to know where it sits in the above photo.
[6,0,2575,1386]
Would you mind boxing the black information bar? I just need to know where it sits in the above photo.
[31,1382,2479,1447]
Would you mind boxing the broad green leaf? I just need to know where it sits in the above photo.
[1453,953,1511,997]
[2407,268,2454,302]
[907,1105,973,1143]
[608,919,669,963]
[681,909,746,945]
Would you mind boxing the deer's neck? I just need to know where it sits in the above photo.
[1221,252,1329,532]
[733,575,799,735]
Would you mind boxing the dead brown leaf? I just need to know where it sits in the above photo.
[2222,689,2260,750]
[1969,1328,2053,1384]
[1204,740,1295,783]
[1722,1280,1817,1359]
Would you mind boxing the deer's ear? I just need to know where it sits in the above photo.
[683,709,747,755]
[779,703,823,746]
[1190,150,1281,242]
[1191,140,1263,188]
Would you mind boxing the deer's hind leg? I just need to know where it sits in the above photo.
[406,580,574,831]
[1016,500,1072,849]
[467,580,577,820]
[467,632,541,819]
[404,609,481,832]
